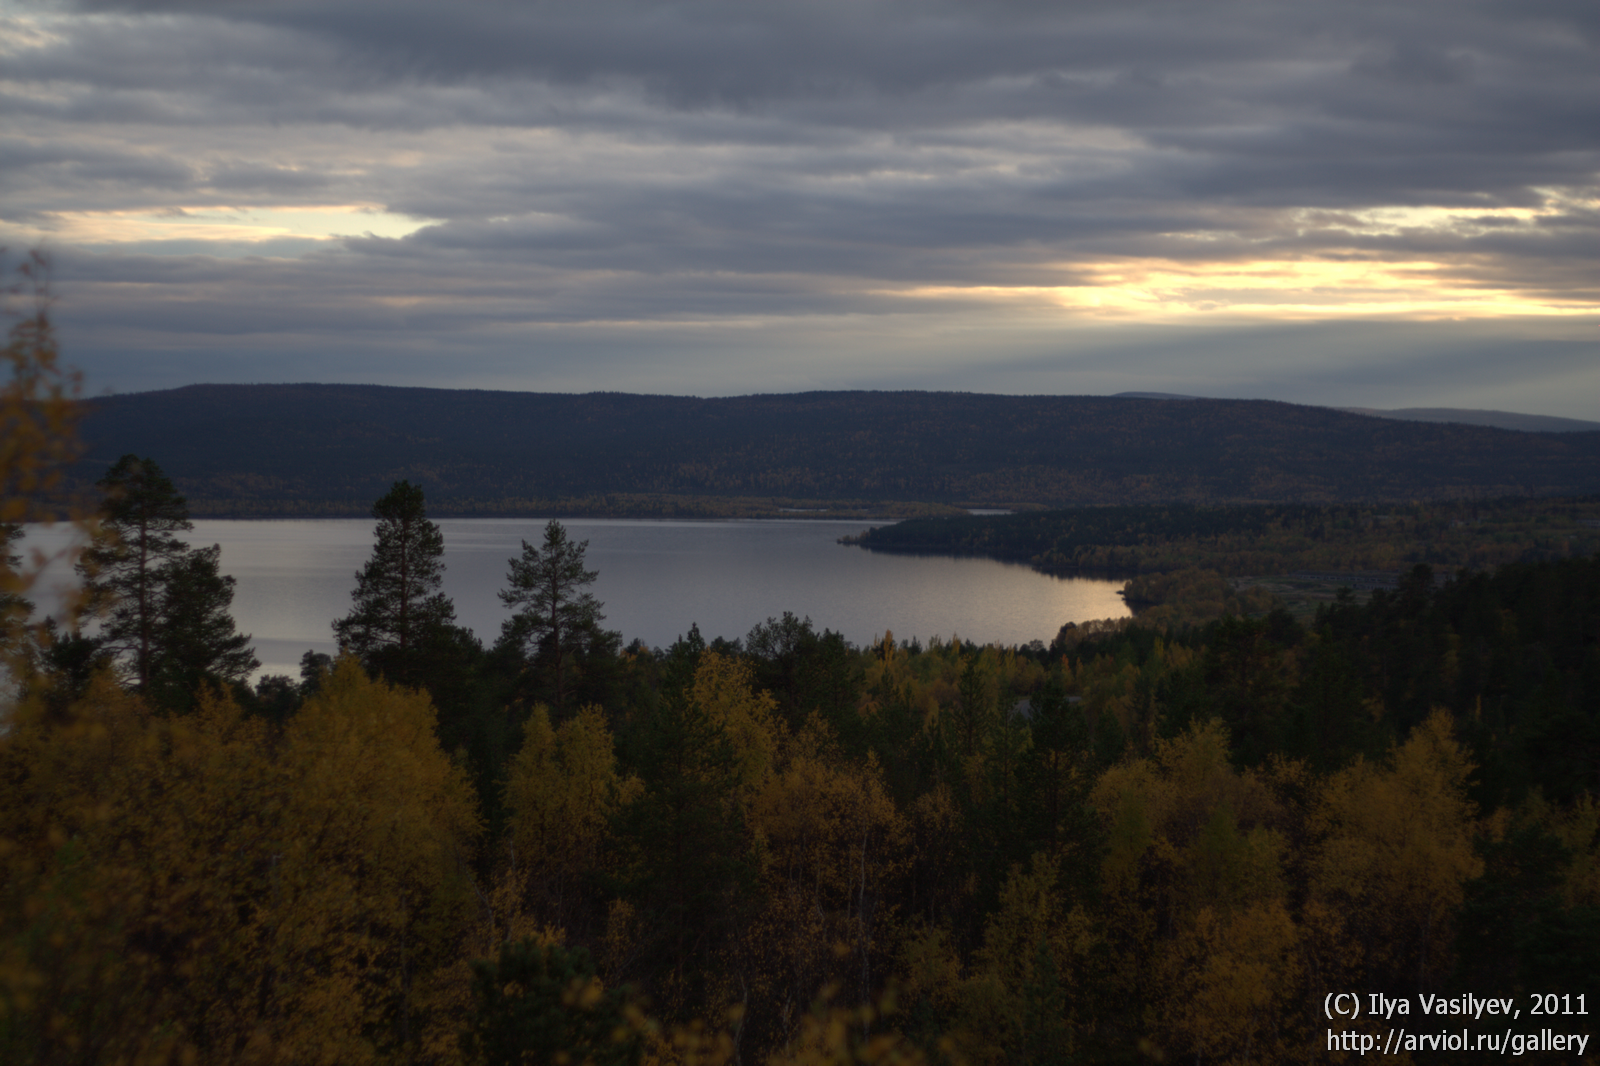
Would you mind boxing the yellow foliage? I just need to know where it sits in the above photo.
[641,1016,736,1066]
[764,988,938,1066]
[1092,718,1286,911]
[0,251,92,670]
[972,855,1065,987]
[858,636,939,734]
[1087,719,1302,1063]
[1514,792,1600,909]
[0,658,481,1065]
[693,650,784,789]
[952,855,1072,1065]
[497,702,640,952]
[0,251,82,529]
[288,656,481,889]
[893,926,962,1022]
[745,726,909,1048]
[506,704,638,884]
[1162,901,1302,1065]
[1308,709,1481,993]
[754,747,906,903]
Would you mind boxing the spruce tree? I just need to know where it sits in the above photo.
[334,480,456,687]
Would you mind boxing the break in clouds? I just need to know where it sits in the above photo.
[1,0,1596,413]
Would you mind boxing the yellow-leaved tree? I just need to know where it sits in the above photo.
[500,702,640,945]
[691,650,784,792]
[1306,709,1481,1002]
[276,656,482,1063]
[0,656,480,1065]
[1088,718,1303,1064]
[746,717,909,1049]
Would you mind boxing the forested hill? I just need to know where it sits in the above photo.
[78,384,1600,516]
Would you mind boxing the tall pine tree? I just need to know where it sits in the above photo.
[78,454,194,693]
[148,544,258,711]
[334,480,457,689]
[499,519,614,711]
[76,455,256,706]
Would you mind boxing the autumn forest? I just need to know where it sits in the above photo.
[3,285,1598,1066]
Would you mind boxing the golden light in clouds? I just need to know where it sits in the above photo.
[1315,191,1589,237]
[11,206,436,247]
[963,190,1599,321]
[1048,258,1595,319]
[889,252,1595,322]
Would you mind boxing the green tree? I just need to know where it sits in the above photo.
[0,523,28,654]
[334,480,457,686]
[147,543,258,711]
[462,939,642,1066]
[499,520,611,711]
[76,454,194,693]
[612,637,756,1019]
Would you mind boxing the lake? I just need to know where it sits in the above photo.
[24,518,1130,680]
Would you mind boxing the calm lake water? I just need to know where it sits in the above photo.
[25,518,1129,680]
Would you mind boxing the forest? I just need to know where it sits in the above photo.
[4,288,1598,1065]
[78,384,1600,517]
[848,498,1600,629]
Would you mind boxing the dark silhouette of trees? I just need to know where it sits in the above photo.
[147,543,258,711]
[77,454,255,701]
[334,480,457,687]
[462,940,642,1066]
[498,520,613,711]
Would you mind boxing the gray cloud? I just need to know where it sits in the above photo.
[2,0,1594,415]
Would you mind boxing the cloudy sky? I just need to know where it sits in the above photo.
[2,0,1596,415]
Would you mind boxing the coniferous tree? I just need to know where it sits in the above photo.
[73,456,256,710]
[612,656,754,1018]
[0,523,29,654]
[334,480,456,687]
[463,940,642,1066]
[499,520,613,711]
[147,543,258,711]
[77,454,195,692]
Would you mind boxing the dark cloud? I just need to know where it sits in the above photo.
[2,0,1594,415]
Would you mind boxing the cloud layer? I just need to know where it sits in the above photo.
[3,0,1596,413]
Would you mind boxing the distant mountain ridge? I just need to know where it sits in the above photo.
[1108,392,1600,433]
[76,384,1600,516]
[1335,406,1600,434]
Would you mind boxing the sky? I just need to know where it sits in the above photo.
[2,0,1596,416]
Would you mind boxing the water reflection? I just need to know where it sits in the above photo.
[25,518,1130,679]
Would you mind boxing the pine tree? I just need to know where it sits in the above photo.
[0,523,29,653]
[499,520,611,710]
[334,480,456,687]
[148,544,258,711]
[77,454,194,692]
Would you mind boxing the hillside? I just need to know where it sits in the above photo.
[1337,406,1600,433]
[77,385,1600,516]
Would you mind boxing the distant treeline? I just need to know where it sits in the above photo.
[78,384,1600,516]
[849,496,1600,578]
